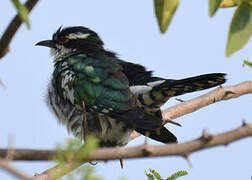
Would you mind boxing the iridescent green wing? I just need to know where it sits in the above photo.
[67,54,134,113]
[62,54,162,130]
[54,53,163,130]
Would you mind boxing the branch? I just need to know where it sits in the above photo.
[162,81,252,123]
[0,149,56,161]
[0,81,252,179]
[31,122,252,180]
[0,160,28,179]
[0,0,39,58]
[1,81,250,161]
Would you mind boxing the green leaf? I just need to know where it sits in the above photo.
[244,59,252,68]
[219,0,237,8]
[53,138,83,163]
[11,0,30,28]
[75,136,98,161]
[226,1,252,56]
[150,169,164,180]
[145,169,163,180]
[166,170,188,180]
[53,136,98,164]
[209,0,222,16]
[154,0,179,33]
[145,169,188,180]
[145,170,155,180]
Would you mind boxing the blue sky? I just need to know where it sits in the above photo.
[1,0,252,179]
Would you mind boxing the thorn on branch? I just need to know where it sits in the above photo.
[201,129,213,141]
[0,78,6,89]
[175,98,184,102]
[6,135,14,161]
[183,154,192,168]
[242,119,247,127]
[119,159,124,169]
[166,120,182,127]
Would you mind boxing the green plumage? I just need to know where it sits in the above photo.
[54,53,133,112]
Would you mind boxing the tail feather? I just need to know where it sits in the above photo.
[135,126,177,143]
[139,73,226,108]
[154,73,226,97]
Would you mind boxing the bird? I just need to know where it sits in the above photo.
[36,26,226,147]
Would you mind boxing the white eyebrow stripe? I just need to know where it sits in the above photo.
[67,33,90,39]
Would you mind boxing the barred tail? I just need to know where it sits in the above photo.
[155,73,226,97]
[138,73,226,110]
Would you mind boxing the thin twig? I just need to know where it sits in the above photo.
[0,78,6,88]
[0,0,39,58]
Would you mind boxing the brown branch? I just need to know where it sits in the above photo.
[0,160,28,179]
[0,149,56,161]
[2,79,246,164]
[30,122,252,180]
[0,0,39,58]
[162,81,252,123]
[0,81,251,179]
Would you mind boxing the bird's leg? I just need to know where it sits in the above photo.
[82,101,88,141]
[83,101,98,166]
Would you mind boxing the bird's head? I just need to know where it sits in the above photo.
[36,26,104,59]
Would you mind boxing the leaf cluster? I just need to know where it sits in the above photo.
[145,169,188,180]
[53,136,98,163]
[155,0,252,57]
[53,137,101,180]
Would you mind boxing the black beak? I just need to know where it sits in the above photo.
[35,40,55,48]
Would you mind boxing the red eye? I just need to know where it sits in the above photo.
[58,37,69,44]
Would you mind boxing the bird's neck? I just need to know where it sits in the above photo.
[53,51,80,64]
